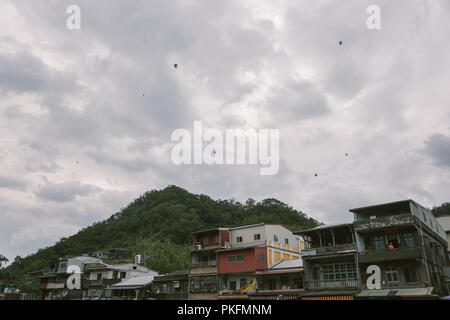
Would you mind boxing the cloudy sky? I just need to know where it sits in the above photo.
[1,0,449,263]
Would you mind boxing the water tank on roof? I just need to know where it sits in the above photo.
[135,255,142,265]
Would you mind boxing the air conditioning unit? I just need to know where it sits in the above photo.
[224,241,231,249]
[195,242,202,250]
[173,281,180,288]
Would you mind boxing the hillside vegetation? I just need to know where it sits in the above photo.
[0,185,320,284]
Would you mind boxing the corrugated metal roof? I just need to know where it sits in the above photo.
[110,275,156,289]
[295,223,353,234]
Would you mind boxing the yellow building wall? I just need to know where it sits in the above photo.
[282,253,290,261]
[268,249,272,267]
[274,251,281,263]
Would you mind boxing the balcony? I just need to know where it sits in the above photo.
[359,246,423,263]
[354,214,416,232]
[302,243,357,257]
[305,279,359,290]
[87,278,121,288]
[190,261,217,268]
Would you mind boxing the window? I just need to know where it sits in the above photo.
[254,234,260,240]
[236,236,243,243]
[404,268,418,283]
[204,237,209,244]
[96,273,102,280]
[120,272,126,279]
[402,233,415,247]
[228,255,244,262]
[373,236,385,250]
[273,235,278,242]
[285,238,289,245]
[112,271,118,280]
[258,253,265,262]
[322,262,357,281]
[215,235,219,243]
[229,281,236,290]
[386,233,399,249]
[385,266,399,283]
[268,280,277,290]
[240,278,247,288]
[280,276,289,288]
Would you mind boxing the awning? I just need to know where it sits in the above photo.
[301,295,354,300]
[357,287,434,297]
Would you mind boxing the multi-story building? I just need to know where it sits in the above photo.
[434,208,450,261]
[217,223,303,299]
[249,259,304,300]
[38,256,102,300]
[352,200,448,299]
[84,262,157,298]
[295,223,360,300]
[151,270,189,300]
[189,227,230,300]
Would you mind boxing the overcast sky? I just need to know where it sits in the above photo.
[1,0,449,263]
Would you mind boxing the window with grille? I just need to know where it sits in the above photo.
[402,233,415,247]
[404,268,418,283]
[322,262,356,280]
[228,255,244,262]
[373,236,385,250]
[385,266,399,283]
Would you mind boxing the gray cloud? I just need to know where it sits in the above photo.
[34,180,102,202]
[424,133,450,167]
[1,0,450,262]
[0,175,27,191]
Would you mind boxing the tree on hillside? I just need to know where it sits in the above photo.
[0,254,8,268]
[432,202,450,217]
[128,238,191,274]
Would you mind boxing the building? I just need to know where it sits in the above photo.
[189,227,230,300]
[84,262,157,298]
[249,259,305,300]
[434,209,450,261]
[217,223,303,299]
[295,223,360,300]
[38,256,102,300]
[151,270,189,300]
[352,200,449,299]
[109,275,156,300]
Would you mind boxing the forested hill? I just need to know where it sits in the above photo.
[2,185,320,280]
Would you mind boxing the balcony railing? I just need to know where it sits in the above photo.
[302,243,357,257]
[305,279,359,290]
[359,246,423,263]
[190,261,217,268]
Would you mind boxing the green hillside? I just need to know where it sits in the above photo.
[0,185,320,287]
